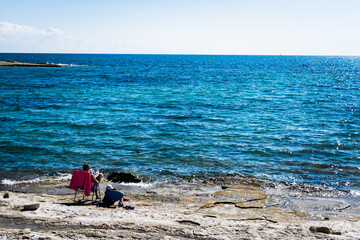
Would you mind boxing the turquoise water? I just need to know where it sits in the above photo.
[0,53,359,191]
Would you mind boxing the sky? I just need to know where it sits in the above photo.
[1,0,360,55]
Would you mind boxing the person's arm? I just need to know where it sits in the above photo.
[91,174,99,185]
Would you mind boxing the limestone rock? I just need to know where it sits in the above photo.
[212,184,267,201]
[235,201,264,208]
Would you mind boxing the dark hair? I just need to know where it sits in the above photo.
[83,163,90,171]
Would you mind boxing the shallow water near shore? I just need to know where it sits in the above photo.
[0,53,359,194]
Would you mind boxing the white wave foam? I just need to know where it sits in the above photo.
[350,190,360,197]
[1,178,42,185]
[55,63,88,67]
[116,182,155,188]
[1,174,72,186]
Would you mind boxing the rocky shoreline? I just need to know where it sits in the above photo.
[0,175,359,239]
[0,60,61,67]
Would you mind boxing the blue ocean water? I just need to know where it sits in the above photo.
[0,53,359,191]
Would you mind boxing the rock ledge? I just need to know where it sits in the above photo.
[0,61,61,67]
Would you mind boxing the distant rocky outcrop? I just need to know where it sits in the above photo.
[107,172,141,183]
[0,60,61,67]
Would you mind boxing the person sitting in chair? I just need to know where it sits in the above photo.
[83,163,103,199]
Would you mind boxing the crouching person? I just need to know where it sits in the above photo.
[102,185,134,209]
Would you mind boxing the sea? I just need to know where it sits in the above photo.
[0,53,359,195]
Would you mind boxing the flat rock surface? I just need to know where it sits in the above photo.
[0,179,359,239]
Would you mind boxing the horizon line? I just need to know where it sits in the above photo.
[0,52,359,57]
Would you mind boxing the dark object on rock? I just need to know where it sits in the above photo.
[107,172,141,183]
[309,226,334,234]
[6,59,12,63]
[3,193,9,198]
[221,185,229,190]
[21,203,40,211]
[124,205,135,210]
[146,191,157,194]
[177,220,201,226]
[203,215,217,218]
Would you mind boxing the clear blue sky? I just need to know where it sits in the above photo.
[1,0,359,55]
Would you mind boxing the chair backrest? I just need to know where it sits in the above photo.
[69,170,92,196]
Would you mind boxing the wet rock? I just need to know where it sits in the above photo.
[107,172,141,183]
[207,174,262,186]
[57,169,75,174]
[3,193,9,198]
[21,203,40,211]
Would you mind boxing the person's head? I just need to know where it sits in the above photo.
[106,184,115,191]
[83,163,90,171]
